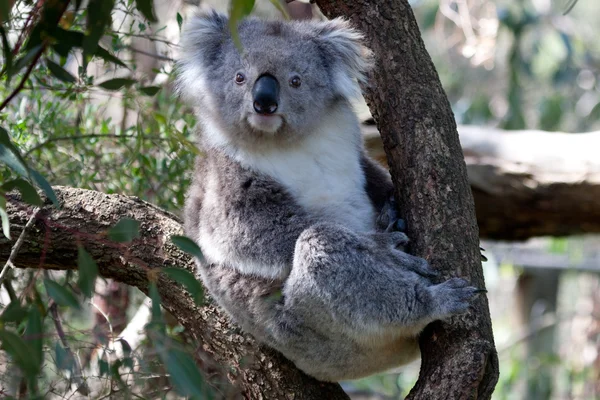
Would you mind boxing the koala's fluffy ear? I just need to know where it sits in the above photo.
[177,12,229,103]
[314,18,374,100]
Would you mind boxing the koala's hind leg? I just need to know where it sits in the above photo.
[284,222,481,337]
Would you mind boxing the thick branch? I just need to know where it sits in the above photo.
[364,126,600,240]
[0,187,349,400]
[316,1,498,399]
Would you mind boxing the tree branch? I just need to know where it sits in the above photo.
[364,125,600,240]
[1,187,349,400]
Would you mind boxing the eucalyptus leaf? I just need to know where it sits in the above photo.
[46,59,77,83]
[171,235,204,260]
[98,78,137,91]
[0,330,40,376]
[44,279,81,309]
[163,267,204,306]
[77,247,98,298]
[108,218,140,242]
[0,195,10,239]
[134,0,157,23]
[2,178,43,206]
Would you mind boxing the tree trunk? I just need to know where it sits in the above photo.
[315,1,499,399]
[364,125,600,240]
[1,188,349,400]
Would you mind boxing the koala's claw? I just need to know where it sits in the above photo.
[431,278,480,317]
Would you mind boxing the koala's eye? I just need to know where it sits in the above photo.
[235,73,246,85]
[289,76,301,88]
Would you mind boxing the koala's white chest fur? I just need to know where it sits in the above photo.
[209,113,376,233]
[241,129,374,233]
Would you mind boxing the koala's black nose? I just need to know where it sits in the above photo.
[252,74,279,114]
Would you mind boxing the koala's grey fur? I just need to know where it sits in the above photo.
[178,12,481,382]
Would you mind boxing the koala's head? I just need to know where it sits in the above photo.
[177,12,372,148]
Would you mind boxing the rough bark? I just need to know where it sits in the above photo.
[0,188,349,400]
[315,1,499,399]
[365,125,600,240]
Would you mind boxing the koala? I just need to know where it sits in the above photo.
[178,12,482,382]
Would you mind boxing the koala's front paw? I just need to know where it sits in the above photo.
[373,231,410,251]
[376,196,407,233]
[429,278,484,318]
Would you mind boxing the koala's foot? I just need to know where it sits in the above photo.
[429,278,484,318]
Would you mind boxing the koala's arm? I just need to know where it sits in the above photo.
[194,154,312,278]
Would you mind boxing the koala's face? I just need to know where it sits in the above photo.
[178,13,372,148]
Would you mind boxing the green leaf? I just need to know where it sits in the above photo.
[54,342,74,371]
[94,45,128,68]
[0,300,28,323]
[171,235,204,260]
[0,195,10,239]
[138,86,161,96]
[11,44,43,77]
[2,178,43,206]
[0,26,13,84]
[25,307,43,372]
[163,267,204,306]
[161,345,208,397]
[83,0,116,62]
[229,0,256,52]
[0,0,14,23]
[46,59,77,83]
[118,338,132,356]
[177,13,183,31]
[108,218,140,242]
[44,279,81,309]
[154,333,208,398]
[147,282,166,334]
[30,169,59,207]
[77,247,98,298]
[0,127,29,177]
[134,0,157,23]
[98,359,109,377]
[268,0,289,19]
[97,78,137,91]
[0,330,40,376]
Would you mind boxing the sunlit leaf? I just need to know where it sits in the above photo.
[108,218,140,242]
[163,267,204,306]
[44,279,81,309]
[77,246,98,298]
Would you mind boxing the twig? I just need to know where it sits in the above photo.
[0,207,40,287]
[0,0,73,112]
[48,300,91,396]
[0,46,45,112]
[25,133,168,156]
[127,45,174,62]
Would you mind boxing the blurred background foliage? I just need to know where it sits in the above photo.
[0,0,599,398]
